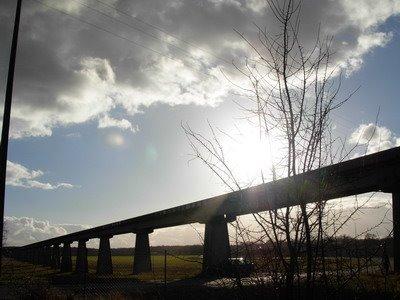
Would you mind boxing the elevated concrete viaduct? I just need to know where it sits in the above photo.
[9,146,400,274]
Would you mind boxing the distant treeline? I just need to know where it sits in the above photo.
[6,236,393,257]
[83,245,204,256]
[80,236,395,257]
[232,236,394,259]
[3,245,203,256]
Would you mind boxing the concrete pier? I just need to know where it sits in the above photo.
[29,249,34,264]
[38,247,46,265]
[133,229,153,274]
[51,244,60,269]
[202,215,231,273]
[27,249,33,263]
[75,239,88,274]
[33,248,39,265]
[44,246,52,267]
[97,235,113,275]
[60,242,72,272]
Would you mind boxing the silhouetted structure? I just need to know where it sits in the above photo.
[9,146,400,275]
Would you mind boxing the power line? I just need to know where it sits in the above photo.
[92,0,232,66]
[331,112,360,128]
[31,0,218,80]
[70,0,214,67]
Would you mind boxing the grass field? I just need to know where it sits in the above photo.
[0,254,390,283]
[0,255,203,297]
[85,255,203,281]
[0,255,203,283]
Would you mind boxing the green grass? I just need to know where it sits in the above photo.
[86,255,203,281]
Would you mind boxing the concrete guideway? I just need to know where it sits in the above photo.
[9,146,400,275]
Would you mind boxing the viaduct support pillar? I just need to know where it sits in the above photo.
[25,250,30,263]
[44,246,52,267]
[18,249,24,262]
[97,235,113,275]
[21,250,26,262]
[33,248,39,265]
[133,229,153,274]
[16,250,20,260]
[75,239,89,274]
[393,191,400,273]
[19,250,24,261]
[202,215,233,273]
[60,242,72,272]
[51,244,60,269]
[38,247,46,265]
[24,250,29,262]
[28,249,34,264]
[25,249,30,263]
[13,249,18,260]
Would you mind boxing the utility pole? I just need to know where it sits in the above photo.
[0,0,23,273]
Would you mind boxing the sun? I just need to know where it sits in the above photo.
[222,124,280,185]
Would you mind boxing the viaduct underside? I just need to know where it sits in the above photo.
[9,146,400,275]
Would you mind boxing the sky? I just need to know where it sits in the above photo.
[0,0,399,248]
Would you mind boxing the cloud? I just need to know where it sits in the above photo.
[339,0,400,30]
[98,115,137,132]
[3,216,90,247]
[6,160,75,190]
[341,32,393,74]
[335,0,399,73]
[0,0,398,138]
[349,123,399,154]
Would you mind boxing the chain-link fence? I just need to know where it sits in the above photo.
[1,241,400,299]
[0,247,204,298]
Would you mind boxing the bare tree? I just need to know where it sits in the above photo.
[183,0,389,297]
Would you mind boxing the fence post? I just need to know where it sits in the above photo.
[164,249,167,286]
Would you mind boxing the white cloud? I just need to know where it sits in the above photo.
[3,216,90,247]
[0,0,398,139]
[342,32,393,74]
[245,0,267,12]
[113,57,227,115]
[330,0,399,73]
[79,57,116,83]
[349,123,399,154]
[339,0,400,31]
[9,56,117,139]
[6,161,75,190]
[98,115,137,132]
